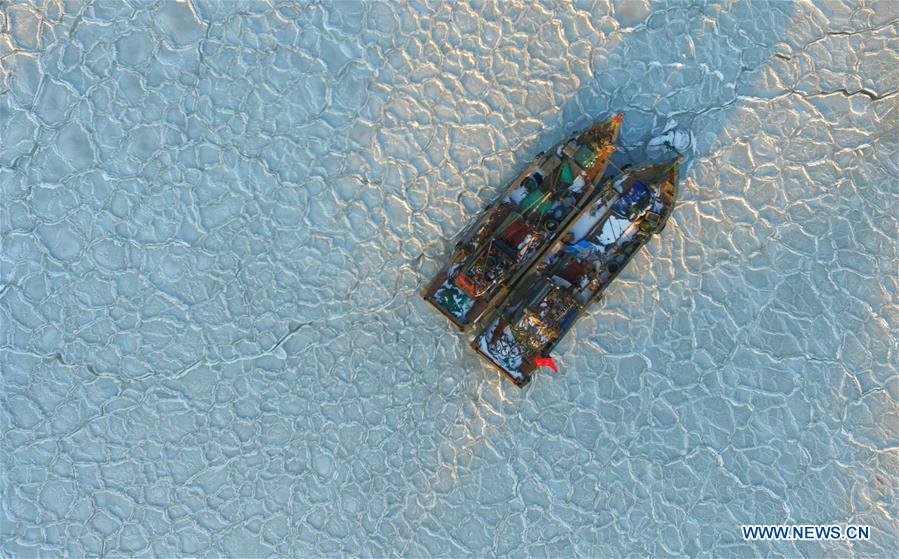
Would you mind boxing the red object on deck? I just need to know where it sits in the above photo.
[534,356,558,373]
[455,274,476,296]
[561,259,590,283]
[613,112,624,123]
[502,218,530,246]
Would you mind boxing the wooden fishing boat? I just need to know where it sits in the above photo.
[471,158,681,386]
[422,114,623,330]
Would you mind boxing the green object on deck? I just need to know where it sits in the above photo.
[442,289,468,314]
[521,189,552,213]
[521,189,541,210]
[561,160,573,183]
[574,145,597,169]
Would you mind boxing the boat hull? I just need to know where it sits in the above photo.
[471,158,681,385]
[422,115,623,330]
[470,336,532,387]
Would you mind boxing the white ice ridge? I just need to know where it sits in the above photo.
[647,119,696,156]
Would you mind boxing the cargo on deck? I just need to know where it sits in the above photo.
[471,158,681,386]
[422,115,623,331]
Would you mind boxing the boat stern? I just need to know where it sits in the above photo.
[421,266,477,331]
[470,338,531,387]
[470,316,540,387]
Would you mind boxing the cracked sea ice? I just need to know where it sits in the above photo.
[1,0,897,557]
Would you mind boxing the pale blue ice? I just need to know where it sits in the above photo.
[1,0,897,557]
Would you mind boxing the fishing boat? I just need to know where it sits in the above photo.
[471,158,681,386]
[422,114,623,330]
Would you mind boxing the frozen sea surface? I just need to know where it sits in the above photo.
[2,0,897,556]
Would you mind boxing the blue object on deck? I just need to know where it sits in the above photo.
[612,180,651,215]
[563,239,602,257]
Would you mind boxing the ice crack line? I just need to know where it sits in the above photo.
[773,18,899,61]
[799,88,898,101]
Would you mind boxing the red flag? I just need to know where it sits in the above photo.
[534,356,558,373]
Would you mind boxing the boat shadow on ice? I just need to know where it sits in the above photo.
[542,0,797,169]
